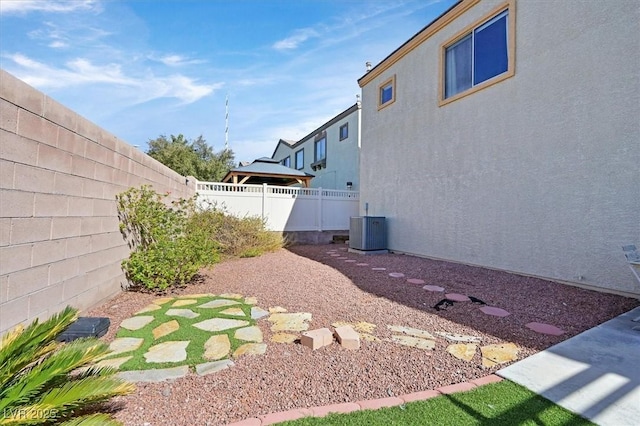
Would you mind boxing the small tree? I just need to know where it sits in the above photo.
[146,134,235,181]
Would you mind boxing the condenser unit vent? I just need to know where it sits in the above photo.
[349,216,387,251]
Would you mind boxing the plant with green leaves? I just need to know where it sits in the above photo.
[116,185,218,291]
[0,306,134,425]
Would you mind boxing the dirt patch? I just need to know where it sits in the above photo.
[89,245,638,425]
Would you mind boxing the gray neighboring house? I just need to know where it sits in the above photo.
[357,0,640,296]
[272,102,361,191]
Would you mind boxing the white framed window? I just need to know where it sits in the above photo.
[440,2,515,105]
[339,123,348,140]
[295,149,304,170]
[378,75,396,109]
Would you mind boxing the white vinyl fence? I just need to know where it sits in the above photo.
[196,182,359,232]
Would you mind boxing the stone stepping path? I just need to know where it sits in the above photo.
[525,322,565,335]
[268,312,312,332]
[101,294,273,382]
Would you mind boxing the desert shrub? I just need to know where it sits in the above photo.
[189,205,284,259]
[116,186,218,291]
[0,306,134,425]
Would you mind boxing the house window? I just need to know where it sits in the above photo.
[441,3,514,104]
[315,137,326,161]
[339,123,348,140]
[281,156,291,167]
[378,75,396,109]
[295,149,304,170]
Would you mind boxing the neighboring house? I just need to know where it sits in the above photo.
[357,0,639,296]
[272,102,360,190]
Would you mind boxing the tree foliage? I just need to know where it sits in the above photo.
[146,134,235,182]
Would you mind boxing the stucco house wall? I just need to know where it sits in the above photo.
[272,103,361,191]
[358,0,640,296]
[0,69,195,335]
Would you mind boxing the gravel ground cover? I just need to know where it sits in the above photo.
[89,244,639,425]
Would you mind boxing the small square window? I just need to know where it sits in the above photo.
[339,123,348,140]
[295,149,304,170]
[281,156,291,168]
[378,75,396,109]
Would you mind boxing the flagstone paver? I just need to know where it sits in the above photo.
[172,299,198,307]
[271,333,298,343]
[204,334,231,360]
[153,297,174,305]
[193,318,250,332]
[199,299,240,309]
[233,343,267,357]
[525,322,565,335]
[387,325,435,340]
[220,307,246,317]
[235,326,263,343]
[117,366,189,383]
[445,293,471,302]
[388,272,405,278]
[372,267,387,271]
[251,307,269,319]
[120,315,154,331]
[435,332,482,343]
[108,337,144,356]
[165,308,199,319]
[407,278,426,285]
[95,356,133,370]
[479,306,511,317]
[388,335,436,350]
[269,306,288,313]
[144,341,189,363]
[480,343,519,367]
[196,359,235,376]
[177,293,213,298]
[152,320,179,339]
[423,285,445,292]
[244,297,258,305]
[219,293,244,299]
[447,344,478,362]
[268,312,312,332]
[135,304,162,314]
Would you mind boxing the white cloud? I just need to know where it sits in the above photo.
[4,53,220,105]
[0,0,101,15]
[272,28,319,50]
[152,54,206,67]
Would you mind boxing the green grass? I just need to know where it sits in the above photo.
[105,295,255,371]
[280,380,595,426]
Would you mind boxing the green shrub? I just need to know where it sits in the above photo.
[0,306,134,425]
[116,186,218,292]
[188,205,284,259]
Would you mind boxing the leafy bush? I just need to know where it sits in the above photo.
[189,205,284,259]
[116,186,218,291]
[0,306,134,425]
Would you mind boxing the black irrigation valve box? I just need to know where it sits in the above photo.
[57,317,110,342]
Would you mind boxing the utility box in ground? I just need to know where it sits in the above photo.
[349,216,387,251]
[57,317,110,342]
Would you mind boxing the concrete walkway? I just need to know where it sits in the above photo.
[499,306,640,426]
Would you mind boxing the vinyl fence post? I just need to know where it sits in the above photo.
[317,187,323,232]
[262,183,268,222]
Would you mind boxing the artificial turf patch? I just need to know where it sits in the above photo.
[104,294,258,372]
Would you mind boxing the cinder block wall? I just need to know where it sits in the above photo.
[0,69,196,335]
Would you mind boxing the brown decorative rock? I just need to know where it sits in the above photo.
[334,325,360,350]
[152,320,179,339]
[271,333,298,343]
[445,293,471,302]
[480,343,519,367]
[233,343,267,358]
[204,335,231,360]
[447,343,478,362]
[479,306,511,317]
[172,299,197,307]
[525,322,565,336]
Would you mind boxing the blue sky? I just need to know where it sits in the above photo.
[1,0,456,163]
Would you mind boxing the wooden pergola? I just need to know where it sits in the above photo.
[222,157,314,187]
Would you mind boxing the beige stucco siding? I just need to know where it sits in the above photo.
[360,0,640,295]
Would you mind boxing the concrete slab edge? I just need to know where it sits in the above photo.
[226,374,503,425]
